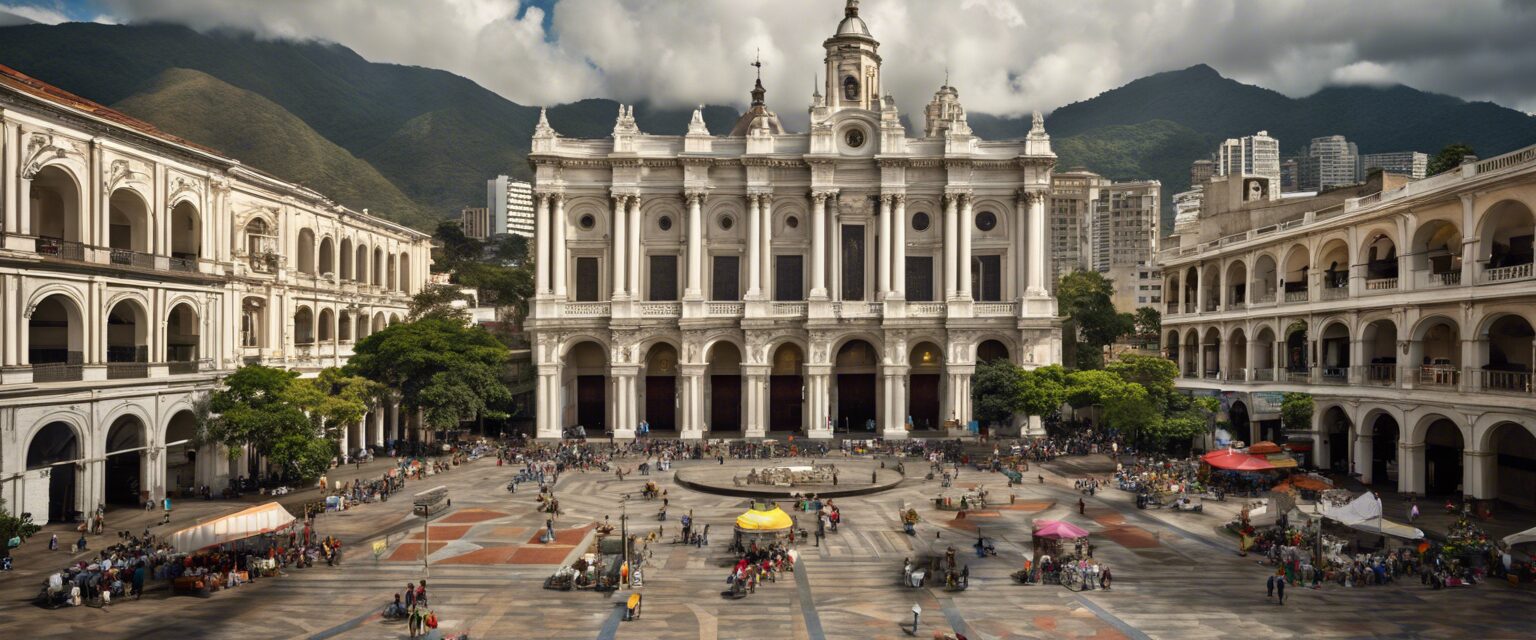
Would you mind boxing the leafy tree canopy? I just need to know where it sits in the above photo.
[346,316,511,430]
[204,364,339,480]
[1133,306,1161,341]
[1057,271,1134,369]
[1106,354,1179,413]
[972,359,1026,426]
[1427,143,1476,176]
[1019,365,1070,418]
[1281,392,1314,435]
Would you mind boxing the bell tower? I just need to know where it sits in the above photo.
[823,0,882,113]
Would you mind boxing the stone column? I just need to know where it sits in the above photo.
[743,364,768,438]
[1399,441,1425,495]
[878,195,892,298]
[552,194,568,298]
[959,194,973,299]
[612,193,629,299]
[810,192,829,299]
[612,367,637,439]
[681,363,707,439]
[628,196,642,297]
[1015,190,1028,299]
[540,363,565,438]
[1027,190,1048,296]
[685,191,705,299]
[338,420,350,463]
[760,196,774,298]
[1464,449,1496,500]
[943,194,959,299]
[882,365,910,439]
[535,194,550,295]
[892,195,907,299]
[747,194,762,299]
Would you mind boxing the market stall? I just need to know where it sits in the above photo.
[733,502,800,547]
[1030,519,1099,589]
[169,502,297,553]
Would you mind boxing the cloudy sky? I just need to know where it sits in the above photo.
[6,0,1536,127]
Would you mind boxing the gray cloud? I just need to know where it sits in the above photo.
[80,0,1536,129]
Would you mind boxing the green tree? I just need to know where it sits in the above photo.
[0,497,41,546]
[1281,392,1314,435]
[346,315,511,432]
[1149,413,1207,453]
[1057,271,1134,370]
[409,283,474,321]
[1018,365,1069,417]
[1427,143,1476,176]
[1106,354,1179,413]
[204,364,334,480]
[972,359,1025,426]
[1133,306,1161,346]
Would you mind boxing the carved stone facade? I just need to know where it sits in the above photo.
[0,65,431,524]
[527,1,1062,441]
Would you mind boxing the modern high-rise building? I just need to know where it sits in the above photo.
[1299,135,1359,191]
[1360,151,1429,180]
[486,175,536,239]
[1217,131,1281,187]
[1189,159,1215,188]
[1280,158,1299,192]
[1048,169,1107,289]
[1091,180,1161,310]
[461,207,492,240]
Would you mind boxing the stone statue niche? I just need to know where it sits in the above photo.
[739,464,840,487]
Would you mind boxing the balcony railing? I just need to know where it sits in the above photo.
[562,301,612,317]
[1364,364,1397,385]
[106,362,149,379]
[1417,365,1460,387]
[109,247,157,269]
[1184,303,1195,314]
[1251,292,1275,304]
[1426,271,1461,286]
[1485,262,1533,283]
[1203,371,1221,380]
[32,362,83,382]
[770,302,808,317]
[1364,277,1398,291]
[1252,368,1275,381]
[909,302,946,317]
[1320,286,1349,301]
[637,302,681,317]
[1480,370,1533,395]
[1203,299,1218,312]
[1320,367,1348,382]
[168,360,200,375]
[974,302,1016,317]
[1228,369,1247,381]
[706,302,745,316]
[1286,370,1311,383]
[1165,302,1178,315]
[168,256,198,273]
[36,237,86,261]
[1284,290,1309,303]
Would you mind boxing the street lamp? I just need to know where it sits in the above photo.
[413,485,448,575]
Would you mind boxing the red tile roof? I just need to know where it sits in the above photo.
[0,63,225,156]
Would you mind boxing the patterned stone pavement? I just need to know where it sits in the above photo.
[1,453,1532,639]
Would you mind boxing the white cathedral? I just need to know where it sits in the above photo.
[527,0,1061,440]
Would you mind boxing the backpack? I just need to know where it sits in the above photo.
[425,612,438,629]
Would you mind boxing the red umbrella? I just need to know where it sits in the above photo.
[1201,449,1276,471]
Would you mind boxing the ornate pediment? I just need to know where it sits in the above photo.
[20,130,83,179]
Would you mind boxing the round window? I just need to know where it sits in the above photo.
[720,216,734,231]
[976,211,997,232]
[786,216,800,229]
[658,216,673,231]
[912,212,931,232]
[578,214,596,230]
[845,128,866,148]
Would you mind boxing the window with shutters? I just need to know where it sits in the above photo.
[712,255,740,301]
[649,254,678,301]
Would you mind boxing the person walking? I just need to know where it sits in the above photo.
[1275,570,1286,605]
[1078,498,1086,515]
[1099,565,1112,591]
[161,496,173,524]
[1266,573,1275,598]
[1409,500,1420,523]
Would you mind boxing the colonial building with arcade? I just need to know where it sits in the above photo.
[0,65,432,524]
[526,0,1062,440]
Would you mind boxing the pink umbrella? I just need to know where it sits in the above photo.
[1032,519,1090,540]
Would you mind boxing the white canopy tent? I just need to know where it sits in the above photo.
[1505,526,1536,547]
[169,502,296,553]
[1320,492,1424,540]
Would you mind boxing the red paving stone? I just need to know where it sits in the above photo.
[437,546,521,565]
[525,524,594,545]
[1034,615,1058,631]
[1098,525,1160,548]
[508,545,576,564]
[405,524,473,541]
[437,509,507,524]
[477,526,529,540]
[1089,510,1126,526]
[387,541,448,562]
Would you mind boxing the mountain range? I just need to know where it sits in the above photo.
[1,22,1532,231]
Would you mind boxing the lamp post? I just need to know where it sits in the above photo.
[413,486,448,575]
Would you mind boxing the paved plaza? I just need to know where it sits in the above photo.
[1,451,1532,639]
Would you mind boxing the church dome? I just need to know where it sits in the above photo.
[835,0,871,37]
